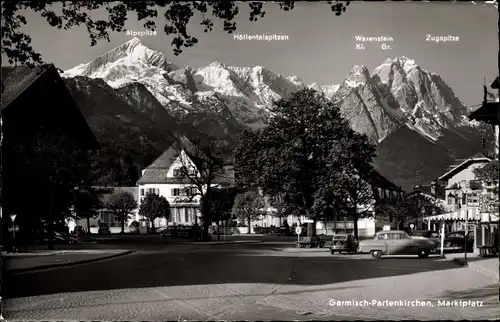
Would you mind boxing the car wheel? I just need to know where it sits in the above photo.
[331,250,335,255]
[418,249,429,258]
[371,250,382,259]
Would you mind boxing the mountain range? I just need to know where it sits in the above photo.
[60,37,494,191]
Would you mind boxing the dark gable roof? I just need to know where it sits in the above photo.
[146,136,206,170]
[1,64,99,149]
[137,136,235,185]
[1,65,47,111]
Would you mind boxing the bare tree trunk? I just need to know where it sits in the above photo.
[151,218,156,234]
[353,213,359,240]
[333,208,338,235]
[121,218,125,234]
[87,217,91,235]
[247,216,251,234]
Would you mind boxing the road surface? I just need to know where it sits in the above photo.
[3,238,499,320]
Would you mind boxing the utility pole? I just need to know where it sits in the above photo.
[455,181,471,266]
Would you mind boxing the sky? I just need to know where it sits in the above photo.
[5,1,498,106]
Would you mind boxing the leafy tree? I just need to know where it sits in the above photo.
[72,186,111,234]
[4,127,94,249]
[1,1,350,66]
[106,191,138,234]
[171,136,231,241]
[473,159,499,213]
[207,187,245,226]
[341,175,376,239]
[268,192,291,226]
[235,89,376,237]
[473,160,499,187]
[232,191,265,234]
[139,192,170,234]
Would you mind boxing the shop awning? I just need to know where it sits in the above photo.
[424,208,481,221]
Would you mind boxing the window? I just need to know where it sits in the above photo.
[147,188,159,195]
[174,167,196,177]
[391,233,405,240]
[140,189,145,196]
[377,233,389,240]
[447,196,454,205]
[467,193,479,205]
[430,233,440,238]
[172,188,181,196]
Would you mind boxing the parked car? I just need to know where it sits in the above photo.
[98,224,112,235]
[330,233,358,254]
[358,230,436,259]
[410,230,441,248]
[444,231,474,252]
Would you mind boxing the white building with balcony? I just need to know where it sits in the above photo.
[424,155,498,252]
[136,136,233,228]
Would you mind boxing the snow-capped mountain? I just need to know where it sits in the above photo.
[62,38,309,125]
[61,38,473,144]
[60,38,493,191]
[332,57,471,142]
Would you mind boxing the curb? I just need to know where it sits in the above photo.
[168,240,263,245]
[5,250,133,274]
[452,258,499,281]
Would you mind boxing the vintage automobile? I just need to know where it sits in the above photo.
[444,231,474,252]
[330,233,358,254]
[358,230,436,259]
[410,230,441,248]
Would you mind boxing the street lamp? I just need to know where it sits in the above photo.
[453,181,470,266]
[421,207,426,231]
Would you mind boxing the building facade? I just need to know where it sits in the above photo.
[136,136,233,228]
[253,169,404,237]
[72,187,140,234]
[424,155,498,252]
